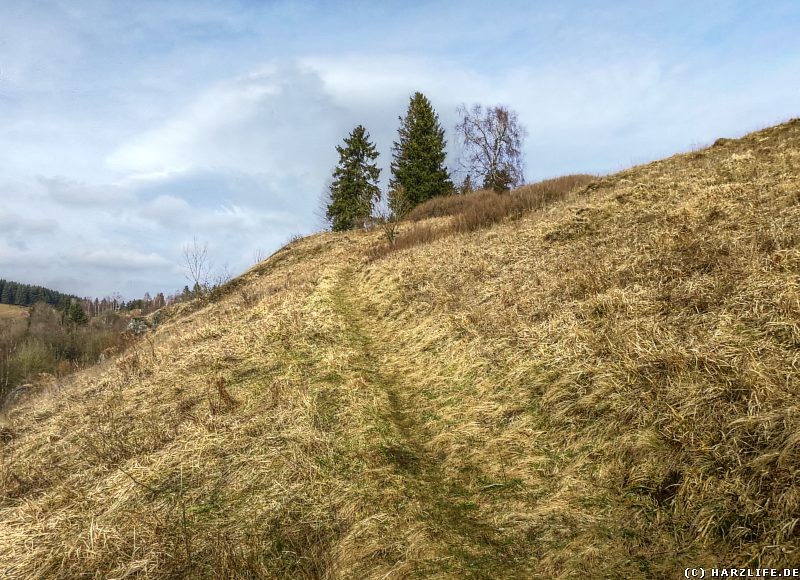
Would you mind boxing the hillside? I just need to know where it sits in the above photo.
[0,304,28,321]
[0,280,79,309]
[1,120,798,578]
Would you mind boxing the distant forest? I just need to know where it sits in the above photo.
[0,279,172,316]
[0,279,79,308]
[0,278,168,404]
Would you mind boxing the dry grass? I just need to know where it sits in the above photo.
[359,120,800,575]
[0,304,27,321]
[370,174,596,260]
[405,175,595,223]
[1,121,799,577]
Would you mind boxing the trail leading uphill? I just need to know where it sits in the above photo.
[1,120,799,578]
[329,267,525,577]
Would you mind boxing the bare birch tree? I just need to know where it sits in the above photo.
[455,104,527,192]
[182,236,211,295]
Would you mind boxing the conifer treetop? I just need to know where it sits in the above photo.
[390,92,453,210]
[326,125,381,232]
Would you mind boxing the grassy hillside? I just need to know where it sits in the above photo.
[0,304,28,321]
[1,120,798,578]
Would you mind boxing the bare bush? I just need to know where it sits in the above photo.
[252,247,267,265]
[376,186,413,246]
[367,222,442,261]
[211,263,233,289]
[182,236,211,295]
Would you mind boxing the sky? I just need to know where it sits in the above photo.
[0,0,798,298]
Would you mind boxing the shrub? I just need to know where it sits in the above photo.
[405,190,488,221]
[454,175,595,232]
[370,174,596,260]
[1,303,134,405]
[367,222,443,261]
[6,340,54,384]
[407,174,595,224]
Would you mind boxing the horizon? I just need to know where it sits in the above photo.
[1,0,798,298]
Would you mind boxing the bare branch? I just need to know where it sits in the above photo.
[455,103,527,192]
[182,236,211,295]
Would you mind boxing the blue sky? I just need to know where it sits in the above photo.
[0,0,798,297]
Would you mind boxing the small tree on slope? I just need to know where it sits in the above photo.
[390,92,453,212]
[326,125,382,232]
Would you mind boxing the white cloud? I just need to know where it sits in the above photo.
[38,176,134,206]
[74,249,170,270]
[106,62,344,180]
[0,243,49,268]
[0,210,58,234]
[140,195,193,223]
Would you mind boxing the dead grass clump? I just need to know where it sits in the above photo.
[445,174,597,234]
[405,191,479,221]
[512,173,597,206]
[452,190,512,232]
[366,221,445,261]
[208,376,239,414]
[406,174,595,223]
[370,174,596,260]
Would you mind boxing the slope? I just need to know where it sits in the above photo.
[0,304,27,321]
[0,120,798,578]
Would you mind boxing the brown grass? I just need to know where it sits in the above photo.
[1,120,799,577]
[406,174,595,223]
[370,174,596,260]
[0,304,27,320]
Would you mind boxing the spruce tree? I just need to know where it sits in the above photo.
[0,282,11,304]
[390,92,453,211]
[14,285,27,305]
[326,125,381,232]
[68,302,88,325]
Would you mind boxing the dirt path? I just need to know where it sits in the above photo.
[329,267,519,578]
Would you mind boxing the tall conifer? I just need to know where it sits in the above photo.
[390,92,453,211]
[326,125,381,231]
[0,283,12,304]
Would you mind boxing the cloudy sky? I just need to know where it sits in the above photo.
[0,0,798,298]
